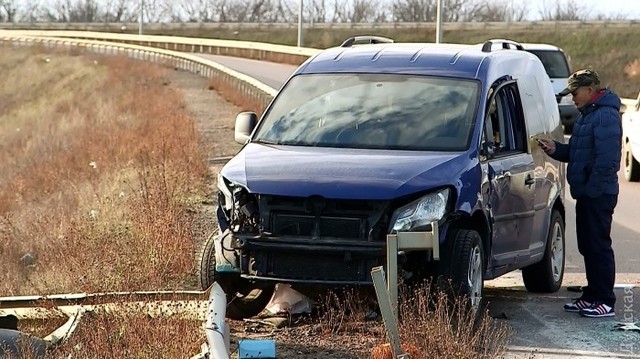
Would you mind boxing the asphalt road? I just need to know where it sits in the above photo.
[565,170,640,274]
[196,53,640,357]
[198,54,292,90]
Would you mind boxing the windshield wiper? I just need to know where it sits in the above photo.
[253,138,283,145]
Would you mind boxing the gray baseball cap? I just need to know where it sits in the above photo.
[558,69,601,96]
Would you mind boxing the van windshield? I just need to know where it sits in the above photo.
[526,50,571,78]
[253,74,479,151]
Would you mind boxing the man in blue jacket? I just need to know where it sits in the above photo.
[539,69,621,318]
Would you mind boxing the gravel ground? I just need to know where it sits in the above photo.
[168,68,386,359]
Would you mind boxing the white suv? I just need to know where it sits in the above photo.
[522,43,577,134]
[622,91,640,181]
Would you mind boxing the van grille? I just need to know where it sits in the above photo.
[259,195,389,241]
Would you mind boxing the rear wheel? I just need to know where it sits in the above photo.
[623,139,640,182]
[522,210,565,292]
[197,230,275,320]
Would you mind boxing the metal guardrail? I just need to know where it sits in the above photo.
[0,290,205,310]
[0,32,278,114]
[0,29,321,66]
[0,290,210,320]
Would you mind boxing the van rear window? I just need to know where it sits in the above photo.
[526,50,571,78]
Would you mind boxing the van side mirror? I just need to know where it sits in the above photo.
[481,140,495,160]
[234,112,258,144]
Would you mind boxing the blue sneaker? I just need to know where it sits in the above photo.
[563,298,592,313]
[580,302,615,318]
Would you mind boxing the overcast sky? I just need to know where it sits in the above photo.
[525,0,640,20]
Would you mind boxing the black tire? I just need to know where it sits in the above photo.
[437,229,485,313]
[623,139,640,182]
[197,230,275,320]
[522,210,565,293]
[196,230,218,290]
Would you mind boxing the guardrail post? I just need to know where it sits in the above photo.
[371,266,409,359]
[387,233,399,317]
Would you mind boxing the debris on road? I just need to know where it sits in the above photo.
[614,322,640,332]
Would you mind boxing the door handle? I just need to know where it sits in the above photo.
[525,175,534,187]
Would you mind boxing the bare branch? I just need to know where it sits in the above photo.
[462,0,528,22]
[539,0,593,21]
[1,0,19,22]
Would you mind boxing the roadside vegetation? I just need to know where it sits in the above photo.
[319,286,509,359]
[0,46,207,296]
[0,45,208,356]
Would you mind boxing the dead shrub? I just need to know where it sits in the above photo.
[46,311,202,358]
[316,288,379,335]
[393,282,510,359]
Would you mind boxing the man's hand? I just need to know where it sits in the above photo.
[537,138,556,155]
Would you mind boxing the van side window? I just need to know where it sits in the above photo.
[488,85,527,155]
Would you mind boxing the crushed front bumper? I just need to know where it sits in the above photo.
[222,222,441,286]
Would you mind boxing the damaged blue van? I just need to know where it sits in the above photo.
[198,37,567,319]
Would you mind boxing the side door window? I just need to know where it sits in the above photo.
[489,87,526,156]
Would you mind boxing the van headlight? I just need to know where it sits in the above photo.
[390,188,450,233]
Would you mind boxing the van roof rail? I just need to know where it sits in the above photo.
[481,39,524,52]
[340,36,395,48]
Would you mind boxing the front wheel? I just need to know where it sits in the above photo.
[197,230,275,320]
[438,229,485,312]
[624,139,640,182]
[522,210,565,293]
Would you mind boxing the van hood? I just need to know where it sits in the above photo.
[220,143,469,200]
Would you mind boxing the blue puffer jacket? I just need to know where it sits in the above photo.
[552,89,621,199]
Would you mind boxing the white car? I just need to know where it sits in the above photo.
[622,91,640,182]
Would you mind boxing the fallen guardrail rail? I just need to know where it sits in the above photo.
[0,290,208,320]
[1,285,276,359]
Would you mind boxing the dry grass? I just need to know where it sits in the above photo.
[47,312,202,358]
[316,288,380,335]
[395,283,510,359]
[0,45,208,296]
[14,312,203,359]
[316,284,509,359]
